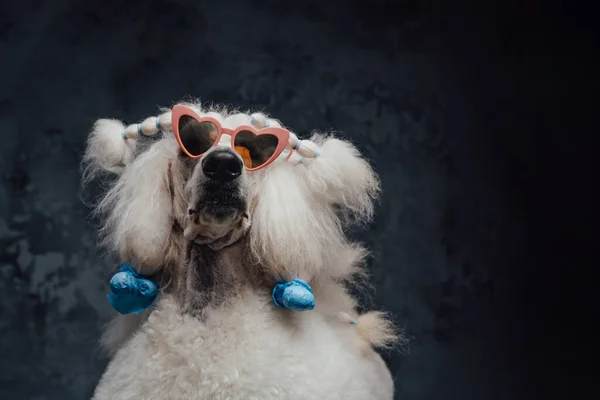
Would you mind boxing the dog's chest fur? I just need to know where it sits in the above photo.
[93,244,394,399]
[94,242,394,399]
[93,291,393,400]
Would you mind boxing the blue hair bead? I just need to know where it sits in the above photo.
[314,147,321,158]
[136,279,158,297]
[294,140,302,150]
[272,278,315,312]
[155,117,161,129]
[121,130,128,140]
[110,271,137,295]
[137,123,143,135]
[107,264,159,315]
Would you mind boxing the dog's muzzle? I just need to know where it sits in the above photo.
[185,148,248,245]
[194,148,246,217]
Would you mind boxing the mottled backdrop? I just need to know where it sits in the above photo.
[0,0,595,399]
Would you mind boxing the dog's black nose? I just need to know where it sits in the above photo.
[202,150,243,182]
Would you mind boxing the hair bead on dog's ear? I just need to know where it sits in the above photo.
[123,119,159,139]
[289,133,320,160]
[120,112,172,140]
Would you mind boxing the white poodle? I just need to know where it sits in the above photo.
[82,101,399,399]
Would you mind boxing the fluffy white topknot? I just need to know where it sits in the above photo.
[82,119,137,182]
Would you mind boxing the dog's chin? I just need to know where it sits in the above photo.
[186,212,251,251]
[184,204,249,250]
[194,230,235,251]
[184,181,249,249]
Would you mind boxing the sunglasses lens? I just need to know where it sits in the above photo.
[178,115,219,156]
[234,131,279,169]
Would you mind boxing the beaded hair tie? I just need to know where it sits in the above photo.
[119,109,321,165]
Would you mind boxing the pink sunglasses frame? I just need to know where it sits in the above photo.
[171,105,291,171]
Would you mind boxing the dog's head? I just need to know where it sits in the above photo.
[83,102,379,282]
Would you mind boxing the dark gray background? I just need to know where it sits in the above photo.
[0,0,595,399]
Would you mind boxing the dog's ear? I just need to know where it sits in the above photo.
[302,134,380,225]
[89,137,181,274]
[248,163,346,282]
[248,134,379,283]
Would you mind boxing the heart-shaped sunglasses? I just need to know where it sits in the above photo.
[119,104,321,168]
[172,105,293,171]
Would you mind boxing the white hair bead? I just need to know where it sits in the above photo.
[295,139,320,159]
[158,111,172,130]
[124,124,141,139]
[288,133,299,148]
[266,119,282,128]
[250,113,268,128]
[140,117,160,136]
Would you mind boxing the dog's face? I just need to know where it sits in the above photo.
[85,104,380,280]
[178,145,252,250]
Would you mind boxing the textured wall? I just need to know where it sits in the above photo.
[1,0,590,398]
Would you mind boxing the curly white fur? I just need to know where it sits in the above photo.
[83,101,400,400]
[82,119,137,181]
